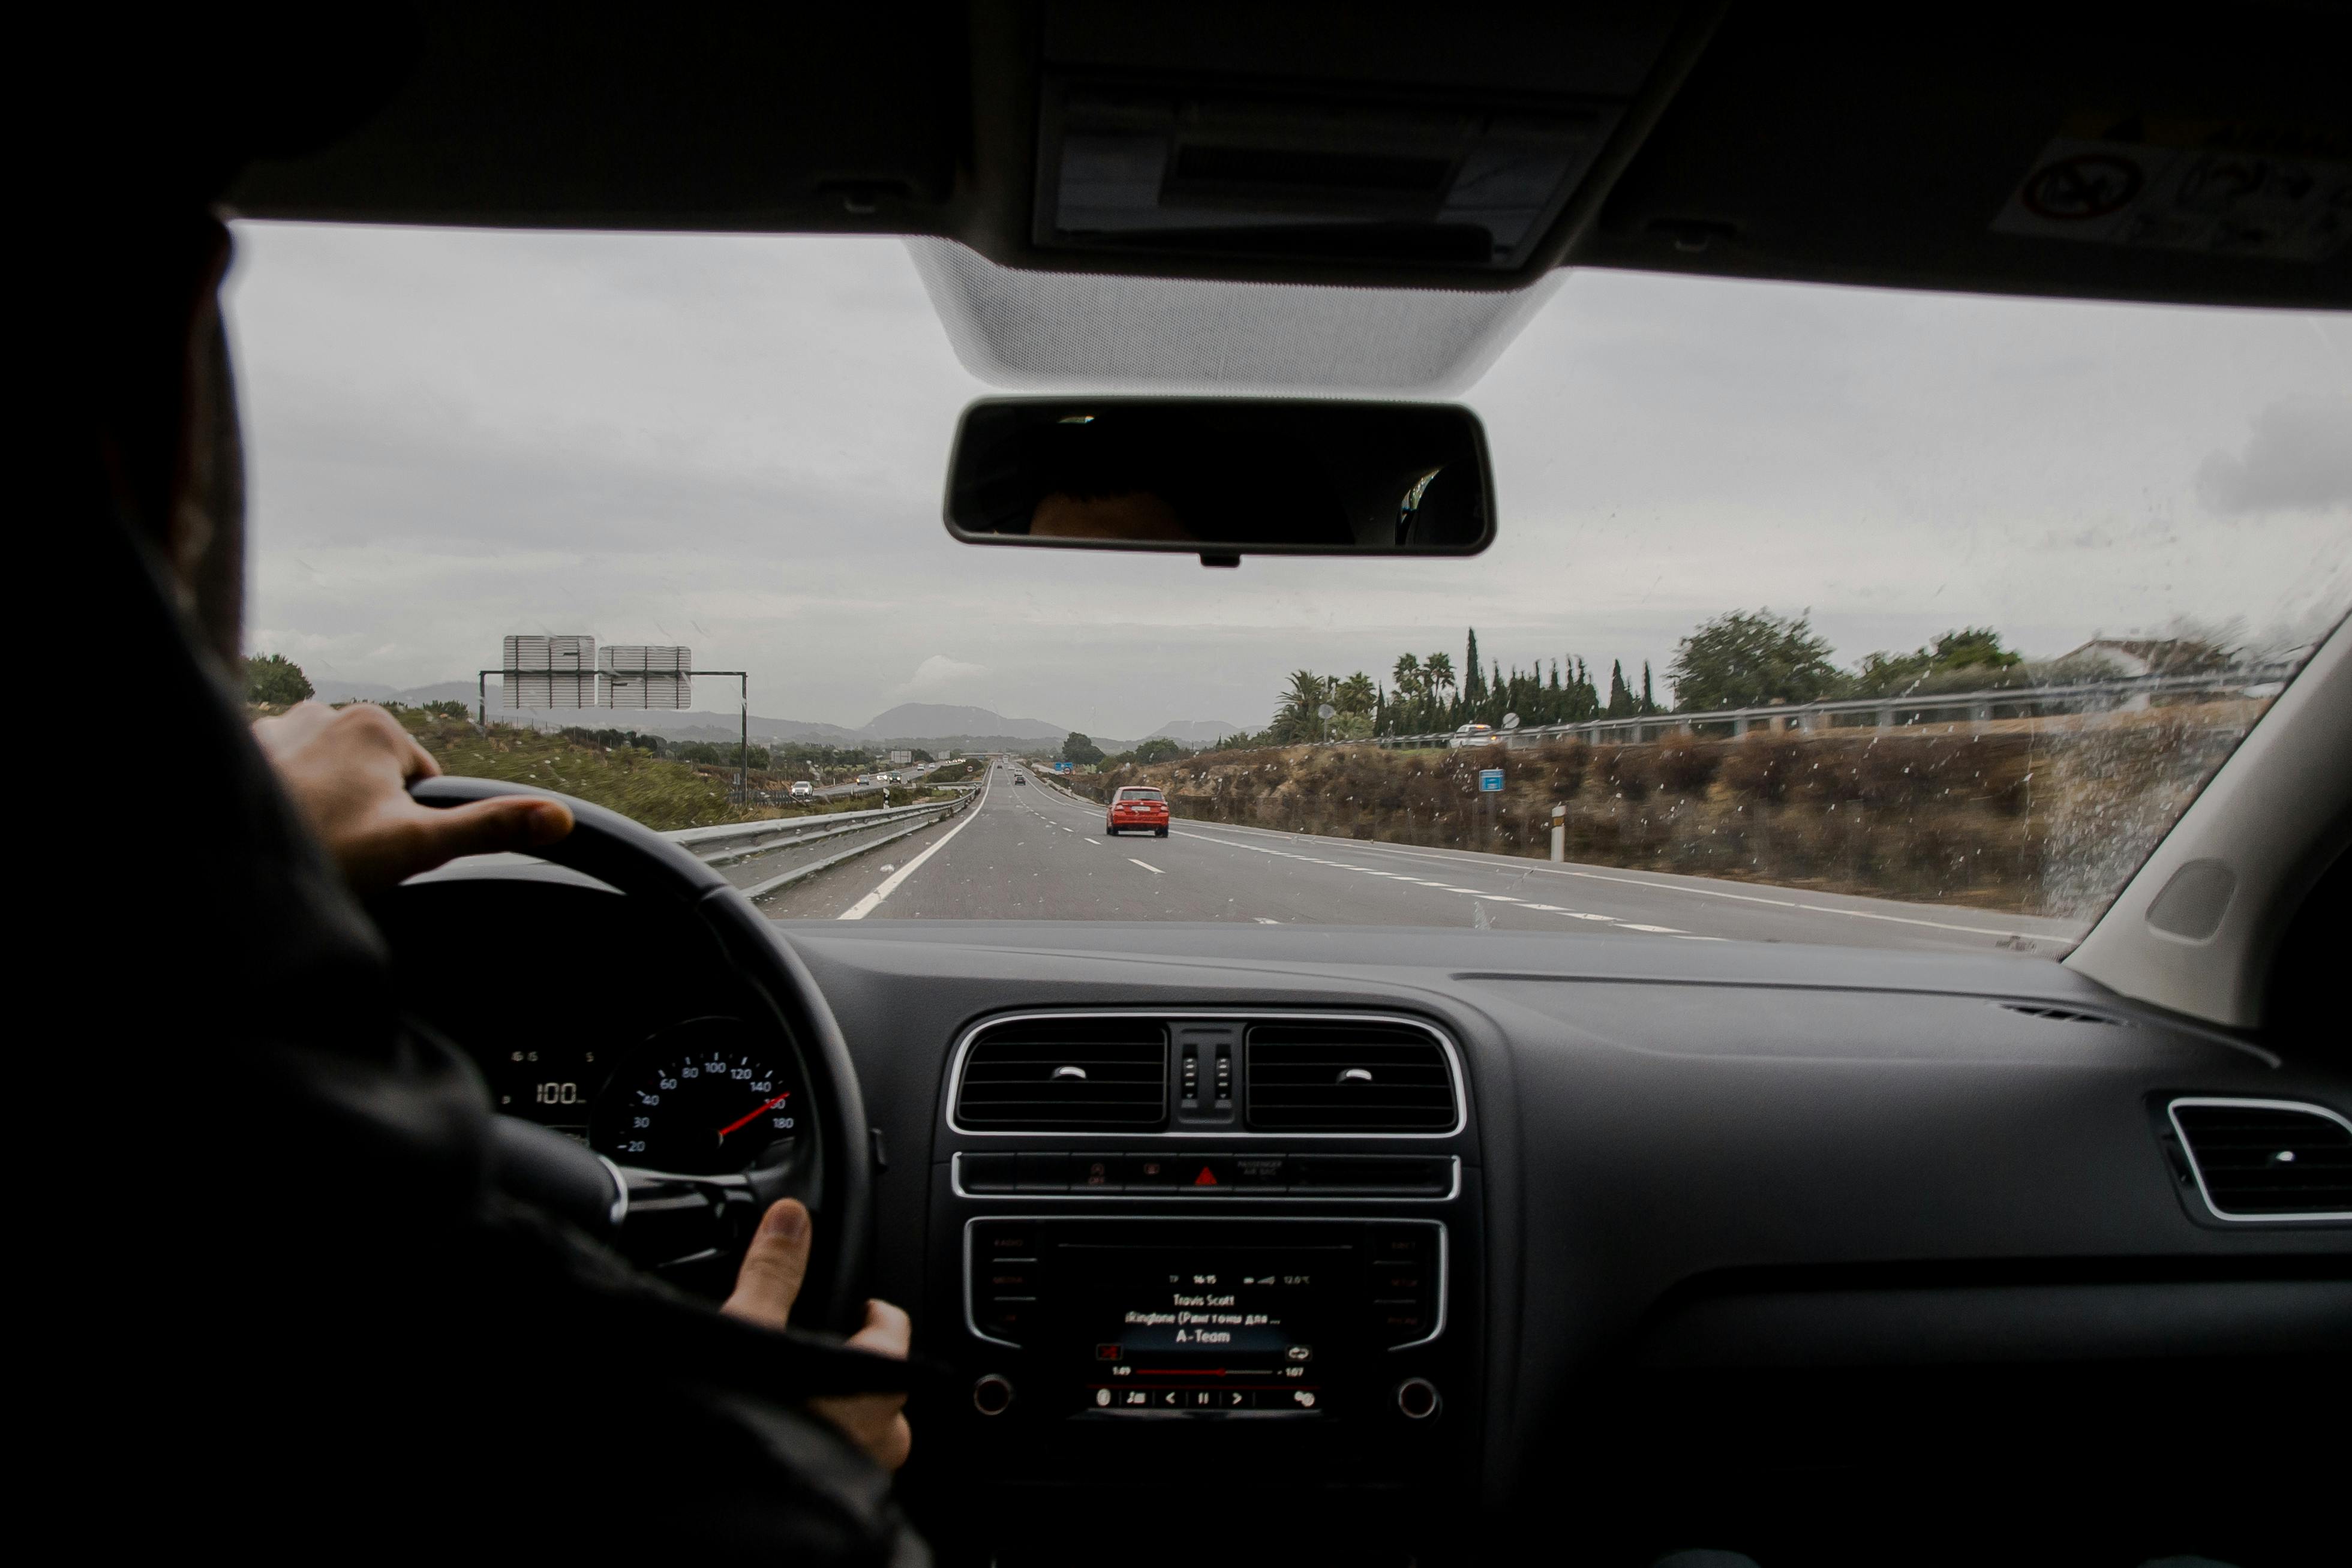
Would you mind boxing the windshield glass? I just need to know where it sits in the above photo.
[227,225,2349,955]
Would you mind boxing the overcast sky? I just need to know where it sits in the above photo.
[226,223,2351,738]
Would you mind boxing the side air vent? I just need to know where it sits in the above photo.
[956,1018,1169,1130]
[2169,1099,2352,1220]
[1246,1022,1458,1133]
[2000,1002,2125,1027]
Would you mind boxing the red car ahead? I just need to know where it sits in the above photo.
[1106,786,1170,837]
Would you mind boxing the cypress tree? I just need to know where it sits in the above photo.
[1465,629,1483,699]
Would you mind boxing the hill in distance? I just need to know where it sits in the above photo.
[859,702,1067,742]
[304,679,1142,752]
[1145,719,1245,745]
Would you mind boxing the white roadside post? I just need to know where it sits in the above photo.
[1551,803,1567,863]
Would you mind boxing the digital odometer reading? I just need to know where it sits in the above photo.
[1069,1245,1348,1415]
[489,1044,603,1139]
[587,1017,800,1175]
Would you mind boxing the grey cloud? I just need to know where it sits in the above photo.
[2196,399,2352,515]
[224,223,2352,736]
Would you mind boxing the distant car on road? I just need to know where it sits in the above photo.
[789,780,814,799]
[1107,786,1170,837]
[1447,723,1497,749]
[1013,774,1026,786]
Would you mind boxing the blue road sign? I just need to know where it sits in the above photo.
[1478,768,1504,792]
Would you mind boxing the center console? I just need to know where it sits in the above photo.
[915,1011,1485,1556]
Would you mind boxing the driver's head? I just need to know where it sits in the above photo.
[77,22,411,672]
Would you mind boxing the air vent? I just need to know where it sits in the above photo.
[2000,1002,2125,1027]
[1245,1022,1457,1132]
[956,1019,1168,1130]
[2169,1100,2352,1220]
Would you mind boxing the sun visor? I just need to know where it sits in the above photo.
[907,238,1560,395]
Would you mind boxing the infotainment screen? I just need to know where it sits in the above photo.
[967,1217,1444,1419]
[1063,1242,1354,1415]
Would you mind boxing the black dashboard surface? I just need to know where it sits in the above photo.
[392,879,2352,1562]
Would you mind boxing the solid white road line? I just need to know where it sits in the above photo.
[1175,821,2054,942]
[839,768,993,920]
[1128,858,1164,874]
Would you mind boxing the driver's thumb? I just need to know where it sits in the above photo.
[722,1199,813,1330]
[415,796,574,864]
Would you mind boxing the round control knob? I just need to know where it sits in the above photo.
[972,1374,1016,1416]
[1395,1377,1441,1420]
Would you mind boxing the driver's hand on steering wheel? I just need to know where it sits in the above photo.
[723,1198,914,1471]
[254,701,573,894]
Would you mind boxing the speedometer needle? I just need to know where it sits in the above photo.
[716,1092,791,1140]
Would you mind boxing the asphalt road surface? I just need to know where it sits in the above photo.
[755,765,2089,956]
[773,760,951,803]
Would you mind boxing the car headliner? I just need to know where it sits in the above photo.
[221,1,2348,336]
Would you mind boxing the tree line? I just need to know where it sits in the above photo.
[1213,612,2068,748]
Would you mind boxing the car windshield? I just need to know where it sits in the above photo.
[229,226,2349,955]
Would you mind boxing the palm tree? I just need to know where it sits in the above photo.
[1272,669,1336,742]
[1392,652,1422,699]
[1424,651,1455,693]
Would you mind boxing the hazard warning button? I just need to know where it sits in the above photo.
[1175,1156,1236,1192]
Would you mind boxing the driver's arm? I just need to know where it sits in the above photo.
[257,699,918,1473]
[254,699,573,893]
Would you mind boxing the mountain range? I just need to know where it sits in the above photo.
[302,678,1236,755]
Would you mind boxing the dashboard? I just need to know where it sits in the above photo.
[384,869,2352,1564]
[476,1014,805,1175]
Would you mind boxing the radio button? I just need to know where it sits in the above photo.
[979,1303,1036,1338]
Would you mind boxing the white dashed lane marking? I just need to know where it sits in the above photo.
[1177,831,1711,934]
[1129,858,1164,875]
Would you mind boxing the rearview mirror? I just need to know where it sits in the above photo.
[944,398,1494,565]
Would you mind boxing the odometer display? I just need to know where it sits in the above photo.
[589,1018,801,1175]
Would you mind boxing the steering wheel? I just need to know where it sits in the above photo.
[411,775,873,1330]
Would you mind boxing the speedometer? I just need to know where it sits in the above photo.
[588,1017,802,1175]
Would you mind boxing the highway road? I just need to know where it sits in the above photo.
[755,764,2091,956]
[770,759,953,804]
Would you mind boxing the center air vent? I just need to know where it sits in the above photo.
[1246,1022,1458,1132]
[2168,1099,2352,1221]
[956,1018,1169,1130]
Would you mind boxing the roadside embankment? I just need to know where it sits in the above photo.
[1073,704,2254,918]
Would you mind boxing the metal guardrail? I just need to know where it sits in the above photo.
[663,789,978,902]
[1357,665,2297,750]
